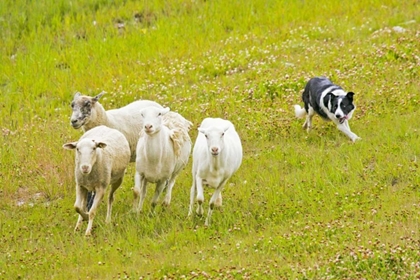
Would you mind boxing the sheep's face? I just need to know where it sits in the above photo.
[198,126,229,156]
[63,139,107,175]
[140,107,170,135]
[70,92,104,129]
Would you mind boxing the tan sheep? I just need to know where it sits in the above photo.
[63,125,130,236]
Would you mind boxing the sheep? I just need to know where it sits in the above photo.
[133,106,192,213]
[70,91,163,162]
[188,118,243,226]
[63,125,131,236]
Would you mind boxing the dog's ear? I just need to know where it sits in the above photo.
[346,92,355,100]
[324,92,334,109]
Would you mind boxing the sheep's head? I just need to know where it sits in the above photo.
[140,107,170,135]
[198,125,230,156]
[70,92,105,129]
[63,139,107,175]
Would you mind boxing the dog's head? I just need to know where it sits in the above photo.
[325,92,355,124]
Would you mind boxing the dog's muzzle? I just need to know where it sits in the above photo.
[339,116,348,124]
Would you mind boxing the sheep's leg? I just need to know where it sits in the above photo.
[85,187,105,236]
[132,172,141,211]
[188,176,197,217]
[74,185,89,232]
[136,176,148,213]
[215,192,222,207]
[205,179,228,226]
[195,176,205,216]
[106,177,123,224]
[151,180,166,212]
[133,172,148,213]
[163,176,177,207]
[75,215,84,232]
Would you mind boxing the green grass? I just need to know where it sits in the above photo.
[1,0,419,278]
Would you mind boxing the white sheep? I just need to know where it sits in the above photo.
[188,118,243,226]
[133,106,192,213]
[63,125,131,236]
[70,92,163,162]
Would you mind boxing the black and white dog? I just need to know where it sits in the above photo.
[294,77,361,142]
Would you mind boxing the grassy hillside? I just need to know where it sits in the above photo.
[1,0,419,278]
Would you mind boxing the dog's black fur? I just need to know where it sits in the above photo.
[294,77,360,142]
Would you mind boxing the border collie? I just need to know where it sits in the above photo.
[294,77,361,142]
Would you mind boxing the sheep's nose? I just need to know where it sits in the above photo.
[145,124,153,130]
[81,165,90,173]
[71,119,77,124]
[211,147,219,154]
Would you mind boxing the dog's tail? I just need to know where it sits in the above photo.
[293,105,307,119]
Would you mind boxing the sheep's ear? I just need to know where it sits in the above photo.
[63,142,77,150]
[92,91,106,103]
[74,92,81,98]
[222,125,231,133]
[161,107,170,115]
[96,142,107,149]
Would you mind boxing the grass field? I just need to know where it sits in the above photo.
[1,0,419,278]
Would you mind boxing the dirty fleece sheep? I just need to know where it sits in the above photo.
[63,125,130,236]
[188,118,243,226]
[133,106,192,213]
[70,92,164,162]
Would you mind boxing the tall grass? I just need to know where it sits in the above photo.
[1,0,419,278]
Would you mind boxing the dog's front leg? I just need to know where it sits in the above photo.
[337,121,361,142]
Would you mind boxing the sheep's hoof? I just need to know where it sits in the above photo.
[214,197,222,207]
[132,208,142,214]
[74,223,83,232]
[159,206,168,214]
[187,208,193,218]
[196,207,204,216]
